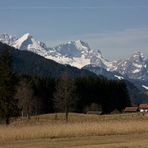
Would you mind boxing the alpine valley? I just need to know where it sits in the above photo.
[0,33,148,103]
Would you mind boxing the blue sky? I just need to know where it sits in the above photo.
[0,0,148,60]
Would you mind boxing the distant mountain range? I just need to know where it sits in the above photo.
[0,33,147,81]
[0,42,95,78]
[0,33,148,98]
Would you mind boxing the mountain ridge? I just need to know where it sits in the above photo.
[0,33,147,81]
[0,42,95,78]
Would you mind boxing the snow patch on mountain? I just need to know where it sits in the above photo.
[114,75,124,80]
[132,69,141,74]
[133,63,143,68]
[142,85,148,90]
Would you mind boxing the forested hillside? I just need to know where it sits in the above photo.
[0,42,130,124]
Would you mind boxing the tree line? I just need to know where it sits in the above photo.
[0,48,131,124]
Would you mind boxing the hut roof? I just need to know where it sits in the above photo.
[139,104,148,109]
[124,107,138,112]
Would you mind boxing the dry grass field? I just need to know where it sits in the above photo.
[0,113,148,148]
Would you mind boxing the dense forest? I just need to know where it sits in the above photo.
[0,43,131,124]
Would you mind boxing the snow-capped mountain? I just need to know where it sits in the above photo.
[13,33,48,56]
[85,51,148,81]
[142,85,148,90]
[0,33,147,81]
[0,33,17,45]
[113,51,148,81]
[45,40,110,68]
[2,33,107,69]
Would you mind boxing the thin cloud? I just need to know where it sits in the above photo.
[0,6,148,10]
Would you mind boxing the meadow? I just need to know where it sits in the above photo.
[0,113,148,148]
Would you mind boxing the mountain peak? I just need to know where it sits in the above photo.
[21,33,32,40]
[13,33,33,50]
[130,50,144,63]
[74,40,90,49]
[65,40,90,50]
[75,40,85,44]
[132,51,144,58]
[13,33,48,55]
[53,40,92,58]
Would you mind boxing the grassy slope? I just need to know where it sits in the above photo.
[0,113,148,148]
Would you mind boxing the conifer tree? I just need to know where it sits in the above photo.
[0,48,18,124]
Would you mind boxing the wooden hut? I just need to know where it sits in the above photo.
[139,104,148,112]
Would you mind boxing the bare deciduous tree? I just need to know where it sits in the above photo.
[54,73,75,122]
[15,80,34,119]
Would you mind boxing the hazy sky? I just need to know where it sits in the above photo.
[0,0,148,60]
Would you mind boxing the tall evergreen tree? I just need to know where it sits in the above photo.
[0,48,18,124]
